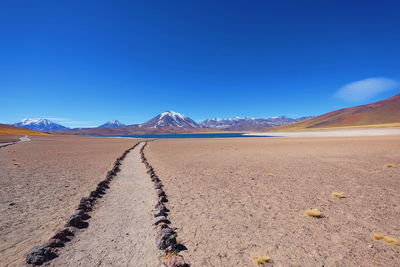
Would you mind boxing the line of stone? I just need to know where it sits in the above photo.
[140,142,190,267]
[25,142,141,266]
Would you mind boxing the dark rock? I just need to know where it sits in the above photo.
[156,189,166,197]
[9,202,16,206]
[157,222,169,229]
[155,202,169,213]
[112,166,120,173]
[51,228,73,241]
[154,209,167,217]
[90,190,98,198]
[65,214,82,227]
[159,196,168,202]
[75,209,85,216]
[44,238,64,248]
[160,226,175,235]
[77,203,92,212]
[154,202,166,211]
[79,197,91,204]
[153,216,168,225]
[154,182,163,189]
[155,232,177,250]
[95,186,105,194]
[26,246,54,265]
[97,181,109,188]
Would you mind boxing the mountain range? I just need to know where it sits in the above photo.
[11,111,307,133]
[13,119,69,131]
[7,93,400,134]
[98,120,125,128]
[201,116,312,131]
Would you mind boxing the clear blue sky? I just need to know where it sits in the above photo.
[1,0,399,127]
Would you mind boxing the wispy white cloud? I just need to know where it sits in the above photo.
[335,77,399,102]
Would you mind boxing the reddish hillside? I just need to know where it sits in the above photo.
[268,93,400,130]
[0,124,49,136]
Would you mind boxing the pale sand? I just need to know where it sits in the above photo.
[0,136,138,266]
[246,126,400,137]
[146,136,400,266]
[48,142,161,266]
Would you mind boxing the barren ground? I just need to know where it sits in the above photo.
[0,136,138,266]
[248,126,400,137]
[48,142,161,266]
[146,136,400,266]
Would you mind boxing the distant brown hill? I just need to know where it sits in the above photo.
[267,93,400,131]
[0,124,49,136]
[53,125,215,135]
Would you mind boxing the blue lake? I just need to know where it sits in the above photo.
[89,133,273,139]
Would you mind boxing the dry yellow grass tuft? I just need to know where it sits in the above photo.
[265,173,274,177]
[11,158,17,161]
[372,233,400,245]
[331,192,345,198]
[13,162,20,166]
[383,236,400,245]
[163,250,177,260]
[385,163,396,168]
[306,209,322,218]
[253,255,271,265]
[372,233,384,240]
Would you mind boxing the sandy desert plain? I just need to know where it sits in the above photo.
[1,129,400,266]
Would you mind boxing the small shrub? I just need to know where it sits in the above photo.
[163,250,177,259]
[372,233,384,240]
[385,163,396,168]
[331,192,345,198]
[306,209,322,218]
[253,255,271,265]
[372,233,400,245]
[383,236,400,245]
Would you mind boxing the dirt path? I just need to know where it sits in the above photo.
[48,142,161,266]
[0,135,31,148]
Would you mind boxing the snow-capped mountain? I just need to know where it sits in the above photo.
[98,120,125,128]
[13,119,69,131]
[200,116,312,130]
[140,111,201,129]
